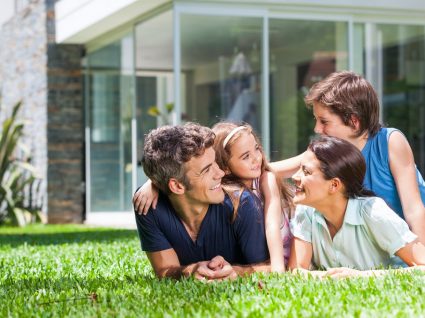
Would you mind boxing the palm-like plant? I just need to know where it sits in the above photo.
[0,102,43,226]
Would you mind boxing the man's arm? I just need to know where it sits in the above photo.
[147,249,237,280]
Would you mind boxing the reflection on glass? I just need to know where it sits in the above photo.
[269,19,348,161]
[371,24,425,173]
[135,10,173,186]
[180,14,263,134]
[86,34,134,212]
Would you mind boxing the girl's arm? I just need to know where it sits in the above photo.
[288,237,313,270]
[260,171,285,272]
[269,152,304,179]
[388,131,425,244]
[133,179,159,215]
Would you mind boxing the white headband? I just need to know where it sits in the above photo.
[222,126,247,148]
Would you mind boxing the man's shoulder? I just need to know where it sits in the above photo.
[137,193,175,223]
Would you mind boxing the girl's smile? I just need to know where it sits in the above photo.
[227,132,263,188]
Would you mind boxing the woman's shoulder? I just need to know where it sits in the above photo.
[294,204,316,220]
[353,196,397,221]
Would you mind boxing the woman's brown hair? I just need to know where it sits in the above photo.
[308,135,374,198]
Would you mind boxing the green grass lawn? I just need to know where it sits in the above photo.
[1,225,424,317]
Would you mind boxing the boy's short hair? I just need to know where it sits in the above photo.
[142,123,215,194]
[304,71,381,137]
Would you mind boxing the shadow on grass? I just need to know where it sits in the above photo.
[0,229,138,247]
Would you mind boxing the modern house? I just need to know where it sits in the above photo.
[1,0,424,225]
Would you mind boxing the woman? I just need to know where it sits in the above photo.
[288,136,425,277]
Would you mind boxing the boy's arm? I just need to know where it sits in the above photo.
[260,171,285,272]
[388,131,425,244]
[269,152,304,179]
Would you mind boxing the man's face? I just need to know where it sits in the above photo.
[183,147,225,205]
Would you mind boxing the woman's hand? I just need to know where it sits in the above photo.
[133,179,159,215]
[325,267,367,278]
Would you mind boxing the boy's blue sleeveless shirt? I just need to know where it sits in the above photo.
[361,127,425,219]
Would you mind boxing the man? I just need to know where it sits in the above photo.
[135,123,269,280]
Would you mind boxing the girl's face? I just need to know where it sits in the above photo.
[313,102,358,142]
[227,132,262,188]
[292,150,332,208]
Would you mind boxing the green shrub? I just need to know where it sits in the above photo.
[0,102,43,226]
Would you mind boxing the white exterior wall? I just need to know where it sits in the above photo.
[55,0,170,43]
[0,0,15,27]
[55,0,425,44]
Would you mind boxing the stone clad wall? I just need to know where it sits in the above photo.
[0,0,85,223]
[46,0,84,223]
[0,0,48,213]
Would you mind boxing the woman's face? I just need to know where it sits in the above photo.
[292,150,332,208]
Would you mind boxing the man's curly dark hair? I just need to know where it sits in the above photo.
[142,123,215,194]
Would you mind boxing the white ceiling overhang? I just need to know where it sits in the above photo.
[55,0,169,43]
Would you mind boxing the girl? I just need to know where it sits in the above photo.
[212,122,293,272]
[289,136,425,277]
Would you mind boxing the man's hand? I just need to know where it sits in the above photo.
[191,256,237,281]
[133,179,159,215]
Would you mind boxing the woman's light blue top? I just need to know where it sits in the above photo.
[291,197,417,270]
[362,127,425,219]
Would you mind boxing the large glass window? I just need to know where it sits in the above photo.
[180,14,263,134]
[86,34,134,212]
[135,10,173,186]
[368,24,425,173]
[269,19,349,160]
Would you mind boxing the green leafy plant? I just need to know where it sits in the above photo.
[0,101,43,226]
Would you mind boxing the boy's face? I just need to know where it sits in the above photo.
[312,102,358,142]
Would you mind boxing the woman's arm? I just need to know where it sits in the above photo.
[324,240,425,278]
[260,171,285,272]
[396,239,425,266]
[270,152,304,179]
[388,131,425,244]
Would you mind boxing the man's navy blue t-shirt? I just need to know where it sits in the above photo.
[135,191,269,266]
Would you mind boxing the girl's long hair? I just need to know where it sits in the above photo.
[212,122,294,221]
